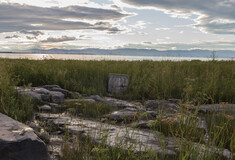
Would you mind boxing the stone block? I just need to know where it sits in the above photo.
[108,73,128,94]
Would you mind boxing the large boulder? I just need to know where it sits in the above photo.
[0,113,49,160]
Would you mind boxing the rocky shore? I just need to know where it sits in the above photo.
[0,84,234,160]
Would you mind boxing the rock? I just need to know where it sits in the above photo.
[49,88,72,98]
[17,87,64,104]
[21,91,42,102]
[37,128,50,144]
[140,111,158,120]
[27,121,41,132]
[38,105,52,112]
[17,87,42,102]
[41,85,61,90]
[192,143,233,159]
[104,97,144,110]
[89,95,105,102]
[167,99,182,104]
[105,108,139,123]
[33,88,51,95]
[145,100,179,114]
[197,104,235,114]
[135,121,151,129]
[38,113,178,157]
[38,113,233,159]
[50,91,64,103]
[72,92,82,98]
[0,113,49,160]
[108,73,128,94]
[65,98,96,104]
[41,85,73,98]
[48,103,59,107]
[48,135,64,159]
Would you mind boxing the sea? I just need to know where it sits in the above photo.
[0,53,234,61]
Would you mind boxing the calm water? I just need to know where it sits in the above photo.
[0,53,234,61]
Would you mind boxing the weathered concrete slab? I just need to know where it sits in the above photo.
[108,73,128,94]
[0,113,49,160]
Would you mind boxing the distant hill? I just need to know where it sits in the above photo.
[9,48,235,58]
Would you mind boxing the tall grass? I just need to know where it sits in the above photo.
[0,60,34,122]
[2,59,234,104]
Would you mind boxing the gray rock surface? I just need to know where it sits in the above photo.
[38,105,52,112]
[108,73,128,94]
[38,113,233,159]
[104,97,144,110]
[0,113,49,160]
[105,108,138,122]
[41,85,61,90]
[65,98,96,104]
[17,87,64,104]
[89,95,105,102]
[197,104,235,114]
[145,100,179,114]
[41,85,72,98]
[38,113,178,156]
[50,91,64,104]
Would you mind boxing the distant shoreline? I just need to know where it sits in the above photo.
[0,53,234,61]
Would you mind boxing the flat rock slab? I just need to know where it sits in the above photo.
[145,100,179,114]
[65,98,96,104]
[0,113,49,160]
[37,113,233,159]
[38,113,177,156]
[104,97,144,110]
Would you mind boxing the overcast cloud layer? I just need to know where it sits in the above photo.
[1,0,235,52]
[121,0,235,34]
[0,3,128,33]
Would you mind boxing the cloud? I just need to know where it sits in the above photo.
[155,27,170,31]
[0,3,129,33]
[121,0,235,34]
[20,30,44,36]
[129,21,148,29]
[41,36,77,43]
[26,36,38,40]
[5,35,20,39]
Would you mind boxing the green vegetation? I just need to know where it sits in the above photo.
[61,135,160,160]
[0,62,34,122]
[147,112,206,143]
[64,100,112,118]
[206,113,235,152]
[1,59,234,104]
[0,58,234,159]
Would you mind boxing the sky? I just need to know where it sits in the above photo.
[1,0,235,51]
